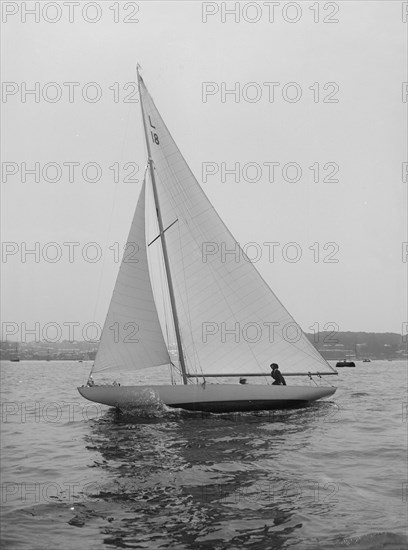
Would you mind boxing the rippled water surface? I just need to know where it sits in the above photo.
[1,360,407,549]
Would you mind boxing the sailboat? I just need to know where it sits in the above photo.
[78,68,337,413]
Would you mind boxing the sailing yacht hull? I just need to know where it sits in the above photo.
[77,384,336,413]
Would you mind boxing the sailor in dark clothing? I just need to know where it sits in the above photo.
[270,363,286,385]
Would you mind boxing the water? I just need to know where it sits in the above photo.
[1,360,407,549]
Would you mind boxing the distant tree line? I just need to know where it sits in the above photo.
[305,331,407,360]
[0,332,406,361]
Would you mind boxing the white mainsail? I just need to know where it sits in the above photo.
[91,181,171,377]
[138,73,336,378]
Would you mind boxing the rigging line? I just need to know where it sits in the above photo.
[148,218,179,247]
[160,243,172,371]
[146,174,182,385]
[167,363,174,385]
[169,361,184,385]
[155,166,202,375]
[151,166,193,382]
[146,170,171,342]
[173,200,204,379]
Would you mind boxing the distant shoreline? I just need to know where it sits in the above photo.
[1,331,406,362]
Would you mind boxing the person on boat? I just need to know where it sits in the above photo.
[239,377,247,384]
[270,363,286,385]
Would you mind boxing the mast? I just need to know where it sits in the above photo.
[137,67,188,385]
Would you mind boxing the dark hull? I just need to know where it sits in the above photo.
[336,361,356,367]
[167,399,308,413]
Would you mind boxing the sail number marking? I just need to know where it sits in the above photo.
[149,116,160,145]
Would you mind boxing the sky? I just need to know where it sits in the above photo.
[1,0,407,343]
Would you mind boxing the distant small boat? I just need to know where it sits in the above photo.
[336,360,356,368]
[362,359,371,363]
[10,343,20,362]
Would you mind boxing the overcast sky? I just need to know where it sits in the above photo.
[1,1,406,342]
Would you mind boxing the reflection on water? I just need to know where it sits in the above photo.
[80,404,339,549]
[1,361,407,549]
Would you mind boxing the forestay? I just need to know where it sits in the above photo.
[138,73,336,378]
